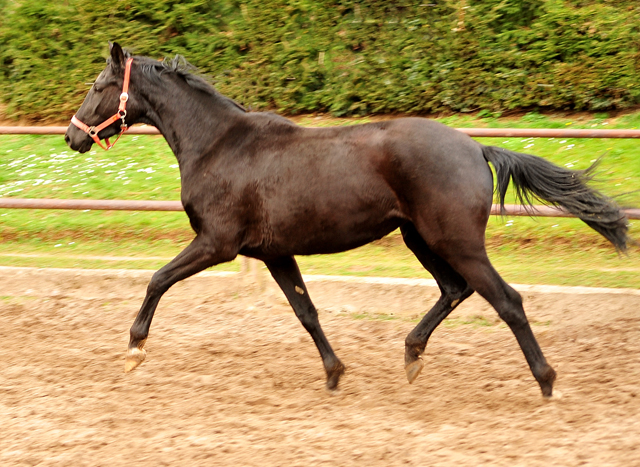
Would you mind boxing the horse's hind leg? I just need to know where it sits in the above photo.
[125,235,234,372]
[400,223,474,383]
[264,256,345,390]
[434,241,557,397]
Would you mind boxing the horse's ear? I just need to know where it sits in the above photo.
[109,42,126,70]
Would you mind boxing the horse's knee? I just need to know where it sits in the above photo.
[147,270,170,296]
[497,308,528,327]
[494,289,528,327]
[293,304,320,329]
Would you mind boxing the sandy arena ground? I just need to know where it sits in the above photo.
[1,265,639,466]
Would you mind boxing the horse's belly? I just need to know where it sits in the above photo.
[262,199,406,256]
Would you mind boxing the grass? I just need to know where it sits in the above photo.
[326,309,552,328]
[0,111,638,288]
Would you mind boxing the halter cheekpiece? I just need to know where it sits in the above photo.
[71,57,133,151]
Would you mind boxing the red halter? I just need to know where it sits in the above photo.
[71,57,133,151]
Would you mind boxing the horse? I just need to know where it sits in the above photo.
[65,43,629,398]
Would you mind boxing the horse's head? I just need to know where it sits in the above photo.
[65,42,140,153]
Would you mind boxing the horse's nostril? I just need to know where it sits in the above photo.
[64,134,70,144]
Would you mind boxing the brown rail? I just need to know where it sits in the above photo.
[0,198,637,219]
[490,205,640,220]
[0,198,182,211]
[0,126,160,135]
[459,128,640,139]
[1,126,640,138]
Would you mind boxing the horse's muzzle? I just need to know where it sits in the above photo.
[64,125,93,153]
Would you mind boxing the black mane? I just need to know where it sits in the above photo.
[118,50,246,112]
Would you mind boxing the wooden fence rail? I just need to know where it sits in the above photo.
[0,198,637,219]
[2,126,640,138]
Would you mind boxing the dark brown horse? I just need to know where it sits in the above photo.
[65,43,629,397]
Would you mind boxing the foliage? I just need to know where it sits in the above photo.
[0,0,639,121]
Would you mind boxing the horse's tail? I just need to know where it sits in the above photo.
[481,145,629,252]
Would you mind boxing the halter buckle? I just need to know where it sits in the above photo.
[120,92,129,103]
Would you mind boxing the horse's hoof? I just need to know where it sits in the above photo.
[324,386,341,396]
[405,359,424,384]
[124,347,146,373]
[326,362,346,391]
[538,364,557,398]
[544,389,563,400]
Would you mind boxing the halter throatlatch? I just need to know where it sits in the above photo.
[71,57,133,151]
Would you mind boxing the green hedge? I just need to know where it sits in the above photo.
[1,0,639,121]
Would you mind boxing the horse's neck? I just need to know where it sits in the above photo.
[139,77,244,161]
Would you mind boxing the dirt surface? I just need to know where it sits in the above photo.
[1,266,639,466]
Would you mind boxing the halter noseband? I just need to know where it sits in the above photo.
[71,57,133,151]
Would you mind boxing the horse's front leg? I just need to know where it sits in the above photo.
[264,256,345,390]
[125,235,235,372]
